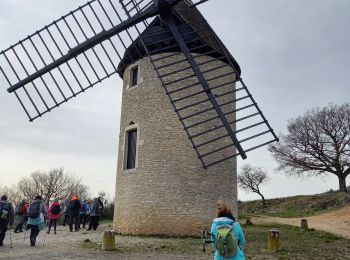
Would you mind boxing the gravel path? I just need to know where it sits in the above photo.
[0,224,212,259]
[252,205,350,239]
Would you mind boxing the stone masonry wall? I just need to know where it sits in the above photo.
[113,53,237,236]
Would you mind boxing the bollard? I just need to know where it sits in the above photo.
[102,230,116,251]
[267,230,280,252]
[301,219,308,230]
[245,219,253,226]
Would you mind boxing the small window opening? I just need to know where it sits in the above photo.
[126,129,137,169]
[131,66,138,87]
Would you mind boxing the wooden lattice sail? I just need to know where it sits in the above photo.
[0,0,279,235]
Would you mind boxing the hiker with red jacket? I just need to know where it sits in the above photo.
[47,198,61,234]
[69,194,81,232]
[14,199,29,233]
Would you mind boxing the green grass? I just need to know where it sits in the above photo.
[243,223,350,260]
[100,219,113,225]
[78,223,350,259]
[80,241,101,250]
[262,206,317,218]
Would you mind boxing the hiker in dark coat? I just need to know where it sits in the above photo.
[62,199,70,226]
[14,199,29,233]
[26,195,47,246]
[0,195,14,247]
[69,194,81,232]
[87,197,104,231]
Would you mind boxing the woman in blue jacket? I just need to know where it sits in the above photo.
[27,195,47,246]
[210,199,246,260]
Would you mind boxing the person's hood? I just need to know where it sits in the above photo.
[71,195,79,201]
[52,201,60,206]
[213,217,235,226]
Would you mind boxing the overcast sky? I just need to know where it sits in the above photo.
[0,0,349,201]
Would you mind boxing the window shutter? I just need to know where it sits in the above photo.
[126,129,137,169]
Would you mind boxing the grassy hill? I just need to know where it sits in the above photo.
[239,192,350,218]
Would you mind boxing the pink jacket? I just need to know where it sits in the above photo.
[48,201,61,220]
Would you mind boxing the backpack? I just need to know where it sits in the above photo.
[52,204,61,214]
[16,202,24,215]
[93,202,103,214]
[215,224,239,258]
[0,202,11,221]
[28,201,42,218]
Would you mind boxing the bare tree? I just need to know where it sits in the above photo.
[238,164,269,205]
[64,175,90,200]
[0,184,24,204]
[269,103,350,193]
[18,168,90,204]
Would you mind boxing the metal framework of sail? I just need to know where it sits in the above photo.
[0,0,278,169]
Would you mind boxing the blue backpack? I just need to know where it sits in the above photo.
[28,201,42,218]
[0,202,11,220]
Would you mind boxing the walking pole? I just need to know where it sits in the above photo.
[9,226,13,249]
[24,226,28,241]
[42,221,47,247]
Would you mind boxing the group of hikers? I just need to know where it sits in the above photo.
[1,194,245,260]
[0,194,104,247]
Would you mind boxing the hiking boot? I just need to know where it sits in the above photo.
[0,242,3,247]
[54,231,57,235]
[46,231,50,234]
[30,238,36,247]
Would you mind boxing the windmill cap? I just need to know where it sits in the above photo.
[117,1,241,78]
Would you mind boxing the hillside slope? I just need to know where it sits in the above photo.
[252,205,350,239]
[239,192,350,218]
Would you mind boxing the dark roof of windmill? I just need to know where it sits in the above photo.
[117,1,241,78]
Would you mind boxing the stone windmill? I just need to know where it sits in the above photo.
[0,0,278,236]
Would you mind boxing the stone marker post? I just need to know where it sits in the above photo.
[102,231,116,251]
[301,219,308,230]
[267,229,280,252]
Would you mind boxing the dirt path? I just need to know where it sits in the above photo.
[252,205,350,239]
[0,224,210,260]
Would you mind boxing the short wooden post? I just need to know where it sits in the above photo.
[245,219,253,226]
[301,219,308,230]
[267,230,280,252]
[102,231,116,251]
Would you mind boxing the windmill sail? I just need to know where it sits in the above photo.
[0,0,278,168]
[0,0,157,121]
[119,0,154,18]
[118,1,279,167]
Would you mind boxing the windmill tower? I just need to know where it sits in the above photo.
[0,0,278,236]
